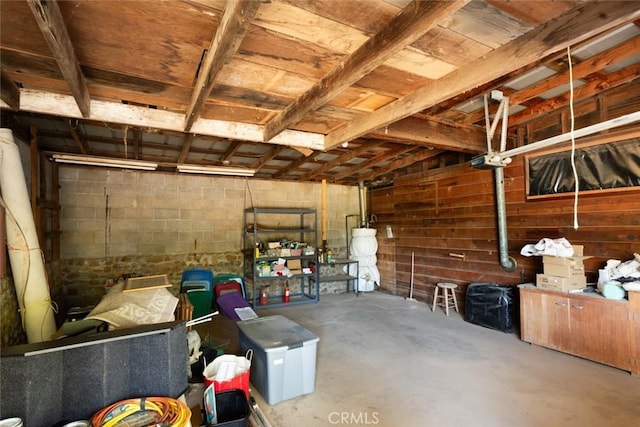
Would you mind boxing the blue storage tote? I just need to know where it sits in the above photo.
[237,315,319,405]
[181,267,214,292]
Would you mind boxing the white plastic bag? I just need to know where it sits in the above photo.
[520,237,575,257]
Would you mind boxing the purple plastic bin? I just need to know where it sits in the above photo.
[216,292,250,320]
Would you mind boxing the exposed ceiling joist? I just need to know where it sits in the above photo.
[251,145,282,170]
[272,150,323,180]
[26,0,91,117]
[65,119,88,155]
[15,89,325,150]
[463,34,640,125]
[262,0,469,141]
[0,72,20,110]
[2,1,638,186]
[177,133,195,164]
[300,140,384,181]
[184,0,261,131]
[356,148,442,183]
[508,62,640,126]
[324,2,640,150]
[221,140,242,162]
[330,144,417,182]
[369,117,486,153]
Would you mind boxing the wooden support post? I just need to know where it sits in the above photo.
[321,179,327,251]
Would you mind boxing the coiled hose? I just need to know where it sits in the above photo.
[90,396,191,427]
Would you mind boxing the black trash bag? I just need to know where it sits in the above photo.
[464,283,515,333]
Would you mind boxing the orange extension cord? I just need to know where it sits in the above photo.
[90,396,191,427]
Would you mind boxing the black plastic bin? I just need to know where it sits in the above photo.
[464,283,515,333]
[208,389,250,427]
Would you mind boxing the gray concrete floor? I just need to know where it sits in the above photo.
[250,291,640,427]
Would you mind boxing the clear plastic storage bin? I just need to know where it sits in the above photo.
[237,315,319,405]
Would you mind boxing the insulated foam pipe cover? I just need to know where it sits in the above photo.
[0,321,187,426]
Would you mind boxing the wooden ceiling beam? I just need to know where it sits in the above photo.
[356,148,442,183]
[300,140,384,180]
[184,0,261,131]
[329,145,416,182]
[368,116,486,153]
[272,150,323,179]
[65,119,89,155]
[262,0,469,141]
[422,44,578,121]
[324,2,640,150]
[132,128,142,160]
[15,89,324,150]
[26,0,91,117]
[221,141,242,162]
[250,145,282,171]
[508,62,640,126]
[463,35,640,125]
[0,72,20,110]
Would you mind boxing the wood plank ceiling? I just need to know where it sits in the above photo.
[1,0,639,185]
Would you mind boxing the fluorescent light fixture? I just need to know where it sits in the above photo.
[177,164,255,177]
[52,154,157,170]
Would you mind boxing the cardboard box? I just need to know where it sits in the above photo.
[536,273,587,292]
[287,259,302,274]
[542,254,591,267]
[543,262,585,278]
[541,244,586,265]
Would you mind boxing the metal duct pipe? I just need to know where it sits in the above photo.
[494,167,517,272]
[358,181,367,228]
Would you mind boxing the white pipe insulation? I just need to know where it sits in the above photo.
[0,128,56,343]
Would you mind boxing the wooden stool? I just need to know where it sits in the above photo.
[431,282,459,316]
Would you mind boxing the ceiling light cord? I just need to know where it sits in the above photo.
[568,46,579,230]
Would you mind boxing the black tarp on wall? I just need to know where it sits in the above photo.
[528,138,640,196]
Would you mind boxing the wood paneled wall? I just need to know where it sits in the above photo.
[371,155,640,307]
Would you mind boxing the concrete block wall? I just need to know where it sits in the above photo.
[59,168,358,258]
[55,166,361,308]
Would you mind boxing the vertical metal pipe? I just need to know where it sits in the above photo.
[358,181,367,228]
[494,167,517,272]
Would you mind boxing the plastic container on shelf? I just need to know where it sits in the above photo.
[237,315,319,405]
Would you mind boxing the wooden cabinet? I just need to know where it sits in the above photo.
[521,290,571,352]
[520,285,638,374]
